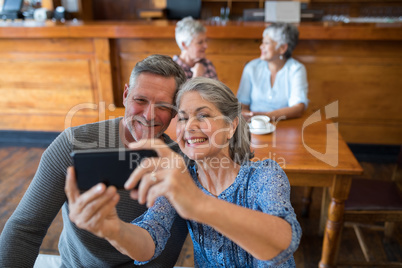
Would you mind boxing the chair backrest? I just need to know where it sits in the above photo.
[339,178,402,266]
[344,178,402,222]
[345,179,402,210]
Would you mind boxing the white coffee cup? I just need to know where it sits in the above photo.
[250,115,270,129]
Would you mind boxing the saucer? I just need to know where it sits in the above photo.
[248,122,276,135]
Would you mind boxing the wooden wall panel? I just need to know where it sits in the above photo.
[303,57,402,120]
[294,40,402,144]
[93,38,115,108]
[208,39,260,93]
[207,39,261,54]
[0,38,94,53]
[119,39,178,54]
[0,38,113,131]
[0,60,94,112]
[208,54,254,94]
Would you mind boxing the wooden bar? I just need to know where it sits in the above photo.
[0,20,401,145]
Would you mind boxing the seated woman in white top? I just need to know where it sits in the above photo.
[237,22,308,121]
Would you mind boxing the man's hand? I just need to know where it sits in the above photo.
[65,167,121,239]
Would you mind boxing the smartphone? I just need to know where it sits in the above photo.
[71,148,158,190]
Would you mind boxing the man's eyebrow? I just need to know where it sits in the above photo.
[155,101,174,107]
[154,101,169,105]
[131,94,147,99]
[132,95,173,106]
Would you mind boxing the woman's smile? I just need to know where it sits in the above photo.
[186,137,208,145]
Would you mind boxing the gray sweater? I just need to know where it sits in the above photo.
[0,118,188,267]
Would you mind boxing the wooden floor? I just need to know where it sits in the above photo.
[0,146,401,267]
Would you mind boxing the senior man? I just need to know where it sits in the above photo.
[0,55,188,267]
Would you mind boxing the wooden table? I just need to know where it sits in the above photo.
[165,112,363,267]
[250,114,363,267]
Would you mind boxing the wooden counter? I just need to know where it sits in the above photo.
[1,20,401,40]
[0,20,401,144]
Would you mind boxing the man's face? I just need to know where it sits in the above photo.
[123,72,177,142]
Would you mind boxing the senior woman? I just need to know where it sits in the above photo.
[65,77,302,267]
[237,22,308,121]
[173,16,218,80]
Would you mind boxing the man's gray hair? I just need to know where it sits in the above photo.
[263,22,299,59]
[176,77,254,164]
[128,54,187,105]
[175,16,206,51]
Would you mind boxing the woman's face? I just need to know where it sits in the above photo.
[185,33,208,61]
[260,35,281,61]
[176,91,234,161]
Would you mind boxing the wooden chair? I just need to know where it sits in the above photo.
[337,173,402,266]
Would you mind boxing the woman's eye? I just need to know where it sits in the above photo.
[197,114,209,120]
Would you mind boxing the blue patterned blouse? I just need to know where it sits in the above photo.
[132,159,302,267]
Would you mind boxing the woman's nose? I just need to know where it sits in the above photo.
[184,117,198,132]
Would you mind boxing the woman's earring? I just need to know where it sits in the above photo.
[279,54,284,60]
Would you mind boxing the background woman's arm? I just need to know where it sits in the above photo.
[254,102,305,121]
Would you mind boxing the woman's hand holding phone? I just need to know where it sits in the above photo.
[125,139,206,220]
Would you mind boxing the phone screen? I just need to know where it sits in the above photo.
[71,149,158,190]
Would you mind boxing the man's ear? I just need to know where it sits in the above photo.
[123,83,129,106]
[228,117,239,140]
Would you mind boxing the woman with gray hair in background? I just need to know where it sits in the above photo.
[237,22,308,122]
[173,16,218,80]
[66,77,302,267]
